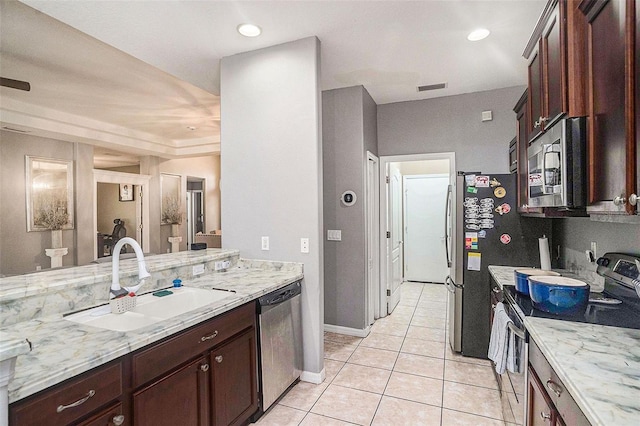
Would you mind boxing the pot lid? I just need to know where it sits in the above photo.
[529,276,589,287]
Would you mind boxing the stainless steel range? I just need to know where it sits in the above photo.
[493,252,640,424]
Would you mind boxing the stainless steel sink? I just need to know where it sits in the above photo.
[65,287,234,332]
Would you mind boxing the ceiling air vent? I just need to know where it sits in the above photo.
[417,82,447,92]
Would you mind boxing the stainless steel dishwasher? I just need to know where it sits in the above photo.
[257,281,302,412]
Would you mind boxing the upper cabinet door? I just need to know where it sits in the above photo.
[528,46,545,142]
[543,3,567,127]
[581,0,638,214]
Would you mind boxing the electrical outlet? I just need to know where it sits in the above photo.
[193,264,205,275]
[215,260,231,271]
[590,241,597,260]
[301,238,309,253]
[261,236,269,251]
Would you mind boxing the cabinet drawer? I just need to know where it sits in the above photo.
[77,402,123,426]
[132,302,256,387]
[10,362,122,426]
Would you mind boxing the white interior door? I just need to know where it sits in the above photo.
[388,165,403,313]
[403,174,450,283]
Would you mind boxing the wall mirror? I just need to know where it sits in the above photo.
[160,173,182,224]
[26,156,74,231]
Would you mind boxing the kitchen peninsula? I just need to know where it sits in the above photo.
[0,249,303,425]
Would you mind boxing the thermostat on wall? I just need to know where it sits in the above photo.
[341,190,357,206]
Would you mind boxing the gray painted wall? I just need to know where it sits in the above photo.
[378,86,526,173]
[0,131,94,274]
[323,85,379,330]
[553,218,640,274]
[220,37,324,378]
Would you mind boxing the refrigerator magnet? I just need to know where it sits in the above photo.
[467,252,481,271]
[489,178,502,187]
[465,174,477,186]
[478,230,487,238]
[475,175,490,187]
[495,203,511,215]
[500,234,512,244]
[494,187,506,198]
[467,186,478,194]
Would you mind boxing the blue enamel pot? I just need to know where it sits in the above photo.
[514,269,560,295]
[528,276,590,314]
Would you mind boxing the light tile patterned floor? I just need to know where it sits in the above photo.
[254,282,516,426]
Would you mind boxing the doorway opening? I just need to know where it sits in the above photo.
[93,170,151,260]
[379,152,456,317]
[186,177,206,249]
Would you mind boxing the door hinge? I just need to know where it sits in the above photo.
[386,231,391,238]
[386,289,391,296]
[386,176,390,184]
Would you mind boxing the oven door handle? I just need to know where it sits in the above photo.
[508,322,526,340]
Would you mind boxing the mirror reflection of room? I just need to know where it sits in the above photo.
[96,183,137,257]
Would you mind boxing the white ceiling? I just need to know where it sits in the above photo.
[1,0,545,160]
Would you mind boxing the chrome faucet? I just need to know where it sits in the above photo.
[110,237,151,299]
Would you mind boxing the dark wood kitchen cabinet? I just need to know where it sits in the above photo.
[10,302,258,426]
[580,0,638,215]
[211,329,258,426]
[527,367,560,426]
[133,356,210,426]
[9,361,124,426]
[524,0,587,142]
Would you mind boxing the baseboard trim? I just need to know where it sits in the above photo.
[300,368,325,384]
[324,324,371,338]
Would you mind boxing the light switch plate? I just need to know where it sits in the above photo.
[327,230,342,241]
[261,236,269,251]
[301,238,309,253]
[214,260,231,271]
[193,264,205,275]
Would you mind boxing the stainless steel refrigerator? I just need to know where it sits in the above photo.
[445,172,551,358]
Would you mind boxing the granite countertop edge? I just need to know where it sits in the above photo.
[4,265,303,403]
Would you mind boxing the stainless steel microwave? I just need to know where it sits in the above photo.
[527,117,587,208]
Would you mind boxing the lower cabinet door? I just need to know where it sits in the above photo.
[527,368,557,426]
[77,402,124,426]
[133,356,209,426]
[211,328,258,426]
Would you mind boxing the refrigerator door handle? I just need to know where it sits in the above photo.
[444,184,452,268]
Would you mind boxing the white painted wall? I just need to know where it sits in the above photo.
[220,37,324,381]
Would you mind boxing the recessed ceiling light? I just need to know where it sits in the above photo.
[467,28,490,41]
[237,23,262,37]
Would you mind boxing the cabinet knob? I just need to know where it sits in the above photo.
[200,363,210,372]
[215,355,223,363]
[540,411,552,422]
[629,193,638,206]
[613,196,627,206]
[112,414,125,426]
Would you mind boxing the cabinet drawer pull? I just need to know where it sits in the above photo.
[215,355,223,363]
[546,379,562,397]
[56,389,96,413]
[540,411,552,421]
[112,414,125,426]
[201,330,219,342]
[200,364,210,372]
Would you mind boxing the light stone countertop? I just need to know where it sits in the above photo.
[4,260,303,403]
[489,265,640,425]
[525,317,640,426]
[487,265,600,290]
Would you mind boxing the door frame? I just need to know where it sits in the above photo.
[365,151,380,324]
[379,152,456,317]
[93,170,151,259]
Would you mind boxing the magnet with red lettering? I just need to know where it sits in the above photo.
[475,175,490,187]
[500,233,512,245]
[494,187,506,198]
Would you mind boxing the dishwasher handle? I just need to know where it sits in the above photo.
[259,281,302,308]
